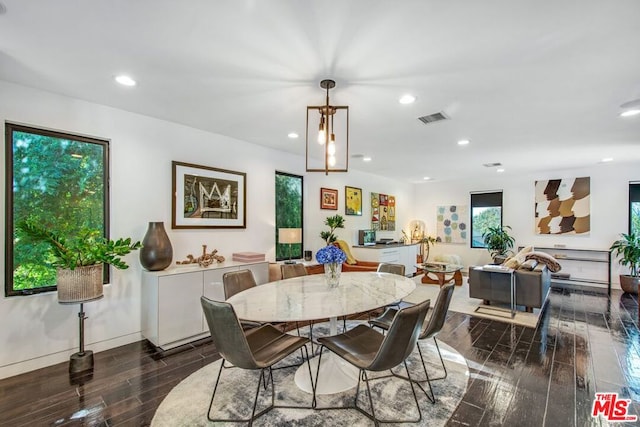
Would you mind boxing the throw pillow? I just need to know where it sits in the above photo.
[335,240,357,264]
[525,251,562,273]
[503,257,520,269]
[501,245,533,269]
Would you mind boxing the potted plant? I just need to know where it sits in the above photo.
[482,225,515,264]
[417,235,438,263]
[320,214,345,245]
[610,232,640,294]
[17,220,142,302]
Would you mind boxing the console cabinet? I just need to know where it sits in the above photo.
[142,261,268,350]
[350,243,419,276]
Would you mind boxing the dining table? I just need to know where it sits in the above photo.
[226,270,416,395]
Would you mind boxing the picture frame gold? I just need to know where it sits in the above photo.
[345,186,363,216]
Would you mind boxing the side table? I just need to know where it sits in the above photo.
[473,265,516,319]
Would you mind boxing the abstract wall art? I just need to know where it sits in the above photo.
[534,177,590,235]
[436,205,468,244]
[370,192,396,231]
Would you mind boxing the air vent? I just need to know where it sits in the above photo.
[417,111,449,124]
[483,162,502,168]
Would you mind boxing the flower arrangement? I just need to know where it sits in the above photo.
[315,245,347,265]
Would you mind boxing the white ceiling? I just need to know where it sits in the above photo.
[1,0,639,183]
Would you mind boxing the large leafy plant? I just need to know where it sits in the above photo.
[320,214,345,245]
[17,220,142,270]
[610,232,640,277]
[482,225,515,258]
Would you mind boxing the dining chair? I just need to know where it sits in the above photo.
[222,269,263,330]
[369,281,455,403]
[314,298,431,425]
[280,263,308,279]
[376,262,406,276]
[200,296,314,425]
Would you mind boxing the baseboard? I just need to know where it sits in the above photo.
[0,332,142,380]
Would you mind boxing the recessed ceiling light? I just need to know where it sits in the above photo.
[457,139,470,146]
[399,94,416,104]
[423,176,431,180]
[363,157,372,162]
[496,168,505,173]
[287,132,299,139]
[115,75,136,86]
[620,109,640,117]
[601,157,613,162]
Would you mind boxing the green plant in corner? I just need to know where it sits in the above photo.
[320,214,345,245]
[610,232,640,294]
[17,219,142,270]
[482,225,515,261]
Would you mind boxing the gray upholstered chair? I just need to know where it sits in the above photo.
[314,298,431,424]
[222,269,262,330]
[280,263,308,279]
[376,262,406,276]
[369,281,455,403]
[200,296,313,425]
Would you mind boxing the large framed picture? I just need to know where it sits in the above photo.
[345,186,363,216]
[320,187,338,210]
[172,161,246,229]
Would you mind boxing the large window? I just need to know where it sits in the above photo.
[275,172,303,261]
[5,123,109,296]
[630,182,640,235]
[470,191,503,248]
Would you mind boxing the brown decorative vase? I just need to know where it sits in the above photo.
[57,264,104,304]
[619,275,639,294]
[140,222,173,271]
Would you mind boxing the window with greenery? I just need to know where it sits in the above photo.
[5,123,109,296]
[470,191,503,248]
[275,172,303,261]
[630,183,640,235]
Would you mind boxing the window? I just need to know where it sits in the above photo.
[470,191,503,248]
[630,182,640,235]
[5,123,109,296]
[275,172,303,261]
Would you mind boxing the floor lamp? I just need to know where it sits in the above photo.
[278,228,302,264]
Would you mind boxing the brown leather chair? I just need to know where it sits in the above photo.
[280,263,308,279]
[314,298,431,424]
[377,262,406,276]
[200,296,313,425]
[369,282,455,403]
[222,269,262,330]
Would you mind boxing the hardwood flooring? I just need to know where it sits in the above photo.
[0,285,638,426]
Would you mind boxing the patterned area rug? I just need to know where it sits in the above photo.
[404,277,544,328]
[152,322,469,426]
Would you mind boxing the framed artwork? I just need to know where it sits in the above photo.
[535,177,590,234]
[320,187,338,210]
[370,192,396,230]
[436,205,468,243]
[345,186,363,216]
[172,161,246,229]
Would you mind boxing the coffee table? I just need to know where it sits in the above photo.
[226,271,415,395]
[419,262,463,286]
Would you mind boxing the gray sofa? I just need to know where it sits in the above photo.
[468,263,551,312]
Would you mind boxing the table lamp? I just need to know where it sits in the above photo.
[278,228,302,264]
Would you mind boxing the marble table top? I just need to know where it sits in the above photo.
[227,271,416,323]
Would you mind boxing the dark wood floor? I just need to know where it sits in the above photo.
[0,285,638,426]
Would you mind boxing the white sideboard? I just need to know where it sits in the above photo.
[350,243,419,276]
[141,261,269,350]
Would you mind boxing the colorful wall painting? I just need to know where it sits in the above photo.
[371,192,396,231]
[436,205,468,243]
[535,177,590,235]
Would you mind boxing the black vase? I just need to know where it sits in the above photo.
[140,222,173,271]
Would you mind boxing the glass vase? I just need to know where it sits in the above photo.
[324,262,342,287]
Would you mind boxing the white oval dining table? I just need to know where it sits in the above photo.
[227,271,416,395]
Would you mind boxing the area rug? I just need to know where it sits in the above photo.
[152,322,469,426]
[404,277,543,328]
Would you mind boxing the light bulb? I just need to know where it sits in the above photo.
[328,155,336,167]
[328,142,336,155]
[317,116,326,144]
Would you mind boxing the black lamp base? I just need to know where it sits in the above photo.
[69,350,94,373]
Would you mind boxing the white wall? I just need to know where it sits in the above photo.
[0,80,413,378]
[413,164,640,284]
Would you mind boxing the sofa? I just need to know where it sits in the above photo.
[468,263,550,312]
